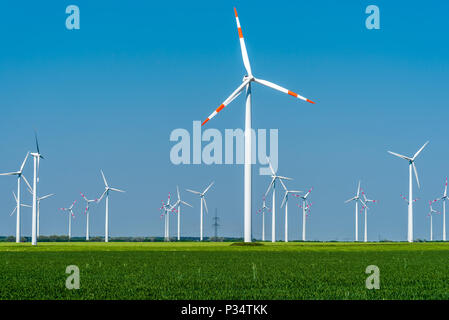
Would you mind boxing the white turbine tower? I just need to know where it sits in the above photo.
[186,182,214,241]
[388,141,429,243]
[172,186,193,241]
[295,187,313,241]
[265,158,292,242]
[427,201,440,241]
[360,189,377,243]
[434,177,448,241]
[159,192,174,241]
[200,8,316,242]
[37,193,55,238]
[280,184,302,242]
[60,201,76,240]
[345,181,367,242]
[257,196,270,241]
[30,131,44,246]
[0,152,32,243]
[98,170,125,243]
[80,193,98,241]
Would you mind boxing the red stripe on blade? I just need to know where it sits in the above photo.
[201,118,210,126]
[306,99,315,104]
[234,7,238,17]
[238,28,243,38]
[216,104,225,113]
[287,91,298,97]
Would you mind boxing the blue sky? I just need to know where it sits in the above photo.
[0,0,448,241]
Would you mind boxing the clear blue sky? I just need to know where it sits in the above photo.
[0,1,448,240]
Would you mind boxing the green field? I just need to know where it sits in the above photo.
[1,242,449,300]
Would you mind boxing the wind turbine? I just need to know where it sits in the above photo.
[296,201,313,241]
[10,191,31,218]
[295,187,313,241]
[280,183,302,242]
[345,181,367,242]
[388,141,429,242]
[186,182,214,241]
[30,131,44,246]
[265,158,293,242]
[172,186,193,241]
[0,152,32,243]
[427,201,440,241]
[60,201,76,240]
[434,177,448,241]
[26,186,55,238]
[80,193,98,241]
[98,170,125,242]
[361,189,377,243]
[257,196,270,241]
[200,8,315,242]
[159,192,174,241]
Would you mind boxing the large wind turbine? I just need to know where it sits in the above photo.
[60,201,76,240]
[0,152,32,243]
[172,186,192,241]
[80,193,98,241]
[427,201,440,241]
[265,158,292,242]
[257,196,270,241]
[30,132,44,246]
[186,182,214,241]
[98,170,125,242]
[295,187,313,241]
[345,181,367,242]
[280,183,302,242]
[361,189,377,243]
[200,8,315,242]
[388,141,429,242]
[434,177,448,241]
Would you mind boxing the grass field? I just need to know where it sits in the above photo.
[1,241,449,300]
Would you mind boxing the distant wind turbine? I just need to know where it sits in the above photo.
[200,8,316,242]
[280,183,302,242]
[10,191,31,216]
[80,193,98,241]
[345,181,367,242]
[60,201,76,240]
[186,182,214,241]
[98,170,125,242]
[361,189,377,243]
[388,141,429,242]
[257,196,271,241]
[427,201,440,241]
[295,187,313,241]
[172,186,192,241]
[434,177,448,241]
[265,158,292,242]
[0,152,32,243]
[159,192,174,241]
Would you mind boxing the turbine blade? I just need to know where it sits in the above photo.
[278,178,288,191]
[387,150,411,161]
[280,191,288,208]
[19,152,30,173]
[202,197,209,214]
[19,176,32,196]
[277,176,293,181]
[201,80,249,126]
[34,130,40,154]
[265,178,275,197]
[254,77,315,104]
[12,191,17,202]
[203,181,214,194]
[413,162,420,188]
[234,7,252,76]
[176,185,180,201]
[266,157,276,175]
[10,207,17,216]
[110,187,125,193]
[181,200,193,208]
[0,172,18,176]
[40,193,55,200]
[413,141,429,160]
[357,181,361,197]
[186,189,201,195]
[345,197,356,203]
[100,170,109,187]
